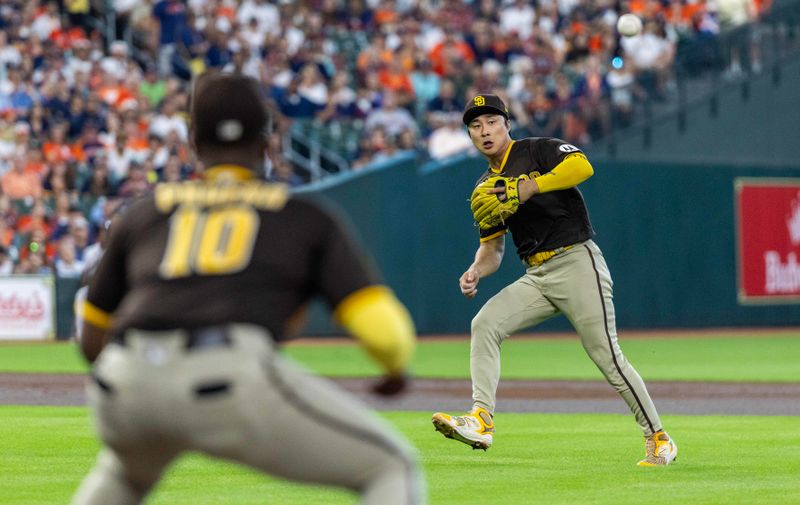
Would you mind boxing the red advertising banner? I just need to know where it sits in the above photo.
[736,178,800,304]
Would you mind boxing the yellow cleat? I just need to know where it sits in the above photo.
[432,407,494,450]
[637,430,678,466]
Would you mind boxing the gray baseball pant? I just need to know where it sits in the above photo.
[71,325,425,505]
[470,240,663,436]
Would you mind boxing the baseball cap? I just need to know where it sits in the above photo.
[190,72,271,148]
[462,94,509,125]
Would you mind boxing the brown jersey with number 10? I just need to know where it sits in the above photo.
[87,166,376,342]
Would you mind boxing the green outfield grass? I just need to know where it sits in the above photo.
[2,333,799,382]
[1,406,798,505]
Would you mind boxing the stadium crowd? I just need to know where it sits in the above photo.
[0,0,768,274]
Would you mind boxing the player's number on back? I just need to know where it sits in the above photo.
[159,204,259,278]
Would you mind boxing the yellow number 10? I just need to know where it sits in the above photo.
[159,205,259,279]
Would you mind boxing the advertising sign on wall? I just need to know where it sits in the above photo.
[0,275,55,340]
[736,178,800,304]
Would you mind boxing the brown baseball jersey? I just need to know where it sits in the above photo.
[476,137,595,259]
[87,166,376,342]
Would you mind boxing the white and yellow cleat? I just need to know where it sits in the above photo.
[637,430,678,466]
[431,407,495,450]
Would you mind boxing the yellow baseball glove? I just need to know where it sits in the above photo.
[470,175,521,229]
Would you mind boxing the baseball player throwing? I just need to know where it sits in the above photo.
[431,94,677,466]
[72,73,426,504]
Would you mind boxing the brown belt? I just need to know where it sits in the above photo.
[525,245,574,267]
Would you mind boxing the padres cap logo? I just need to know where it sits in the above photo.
[474,96,485,106]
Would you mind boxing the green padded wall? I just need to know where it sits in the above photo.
[300,154,800,334]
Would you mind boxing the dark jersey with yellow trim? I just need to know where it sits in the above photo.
[86,176,376,342]
[477,137,594,259]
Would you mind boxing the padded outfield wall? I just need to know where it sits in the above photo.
[299,152,800,334]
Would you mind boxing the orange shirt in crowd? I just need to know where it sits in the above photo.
[97,84,135,110]
[42,141,74,163]
[588,33,604,53]
[1,170,43,200]
[356,47,394,73]
[752,0,771,15]
[24,160,46,178]
[50,26,88,49]
[0,227,13,248]
[429,41,475,76]
[374,7,399,25]
[378,68,414,95]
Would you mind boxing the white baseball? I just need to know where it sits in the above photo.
[617,13,643,37]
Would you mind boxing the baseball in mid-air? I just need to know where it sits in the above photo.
[617,13,643,37]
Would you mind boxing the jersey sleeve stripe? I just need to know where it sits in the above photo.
[82,301,113,330]
[479,229,507,243]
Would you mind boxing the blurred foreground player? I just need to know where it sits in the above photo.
[72,72,425,505]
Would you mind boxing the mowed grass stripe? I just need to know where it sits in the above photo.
[0,334,799,382]
[1,406,798,505]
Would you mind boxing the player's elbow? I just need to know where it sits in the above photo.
[570,153,594,182]
[334,286,417,374]
[583,159,594,179]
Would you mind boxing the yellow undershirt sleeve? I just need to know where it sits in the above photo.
[81,300,113,330]
[533,153,594,193]
[333,285,416,375]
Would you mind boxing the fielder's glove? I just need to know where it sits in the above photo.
[470,175,521,229]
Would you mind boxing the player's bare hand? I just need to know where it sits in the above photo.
[486,186,508,201]
[460,267,480,298]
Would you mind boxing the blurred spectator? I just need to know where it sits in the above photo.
[365,91,418,138]
[69,215,90,259]
[152,0,188,77]
[620,21,676,101]
[158,154,186,182]
[238,0,281,38]
[525,83,561,137]
[429,31,476,77]
[716,0,759,76]
[31,2,61,42]
[1,153,42,199]
[500,0,537,40]
[318,73,358,123]
[0,245,12,275]
[16,201,51,238]
[0,0,771,276]
[378,58,415,106]
[140,66,167,108]
[609,55,644,125]
[0,31,22,70]
[428,115,473,160]
[296,64,329,112]
[44,159,78,194]
[410,58,441,112]
[100,41,138,82]
[117,162,153,198]
[427,79,463,129]
[15,248,52,275]
[573,56,612,140]
[148,96,188,141]
[114,0,137,42]
[268,158,304,187]
[54,235,84,278]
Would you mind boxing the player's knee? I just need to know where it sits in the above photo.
[361,452,422,503]
[581,339,614,365]
[471,309,496,338]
